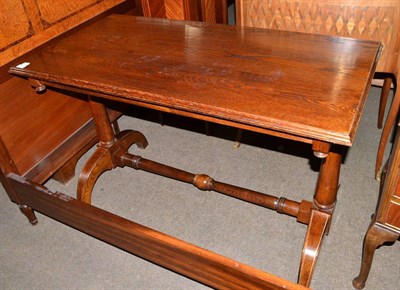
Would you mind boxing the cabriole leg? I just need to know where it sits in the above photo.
[353,222,398,289]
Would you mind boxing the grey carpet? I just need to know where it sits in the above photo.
[1,86,399,289]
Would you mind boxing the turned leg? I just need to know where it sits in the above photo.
[77,96,148,204]
[377,77,392,129]
[234,129,242,148]
[0,138,39,225]
[19,205,38,225]
[353,222,399,289]
[312,147,342,212]
[77,96,116,203]
[298,146,342,287]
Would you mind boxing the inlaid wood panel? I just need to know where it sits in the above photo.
[141,0,200,20]
[201,0,228,23]
[140,0,227,23]
[385,202,400,230]
[36,0,105,27]
[0,0,126,66]
[0,1,33,52]
[236,0,400,73]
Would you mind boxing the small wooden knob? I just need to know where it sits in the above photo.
[193,174,213,190]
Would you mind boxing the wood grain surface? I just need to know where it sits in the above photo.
[9,15,380,146]
[236,0,400,73]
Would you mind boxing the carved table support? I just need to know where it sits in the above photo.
[77,147,114,203]
[298,144,342,287]
[77,98,312,222]
[77,97,344,287]
[77,96,148,204]
[298,210,330,287]
[77,130,148,204]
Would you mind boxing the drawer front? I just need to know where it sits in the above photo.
[385,201,400,231]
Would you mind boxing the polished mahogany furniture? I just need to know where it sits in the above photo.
[353,123,400,289]
[235,0,400,170]
[7,15,380,288]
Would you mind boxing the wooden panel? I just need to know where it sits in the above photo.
[385,202,400,230]
[0,78,93,176]
[0,0,126,66]
[140,0,227,23]
[395,180,400,198]
[141,0,167,18]
[201,0,228,23]
[0,1,33,51]
[165,0,194,20]
[36,0,102,27]
[376,123,400,231]
[236,0,400,73]
[141,0,200,20]
[0,76,121,184]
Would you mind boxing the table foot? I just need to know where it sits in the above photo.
[77,130,148,204]
[19,204,38,225]
[298,209,330,287]
[77,147,114,204]
[353,222,398,289]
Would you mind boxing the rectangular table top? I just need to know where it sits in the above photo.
[9,14,380,146]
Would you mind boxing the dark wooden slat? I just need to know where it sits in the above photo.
[7,173,309,290]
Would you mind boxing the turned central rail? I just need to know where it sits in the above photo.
[119,151,312,224]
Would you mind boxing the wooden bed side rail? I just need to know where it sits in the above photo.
[6,173,310,290]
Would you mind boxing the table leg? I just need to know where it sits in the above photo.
[298,210,330,286]
[77,147,114,203]
[77,96,148,204]
[298,147,342,286]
